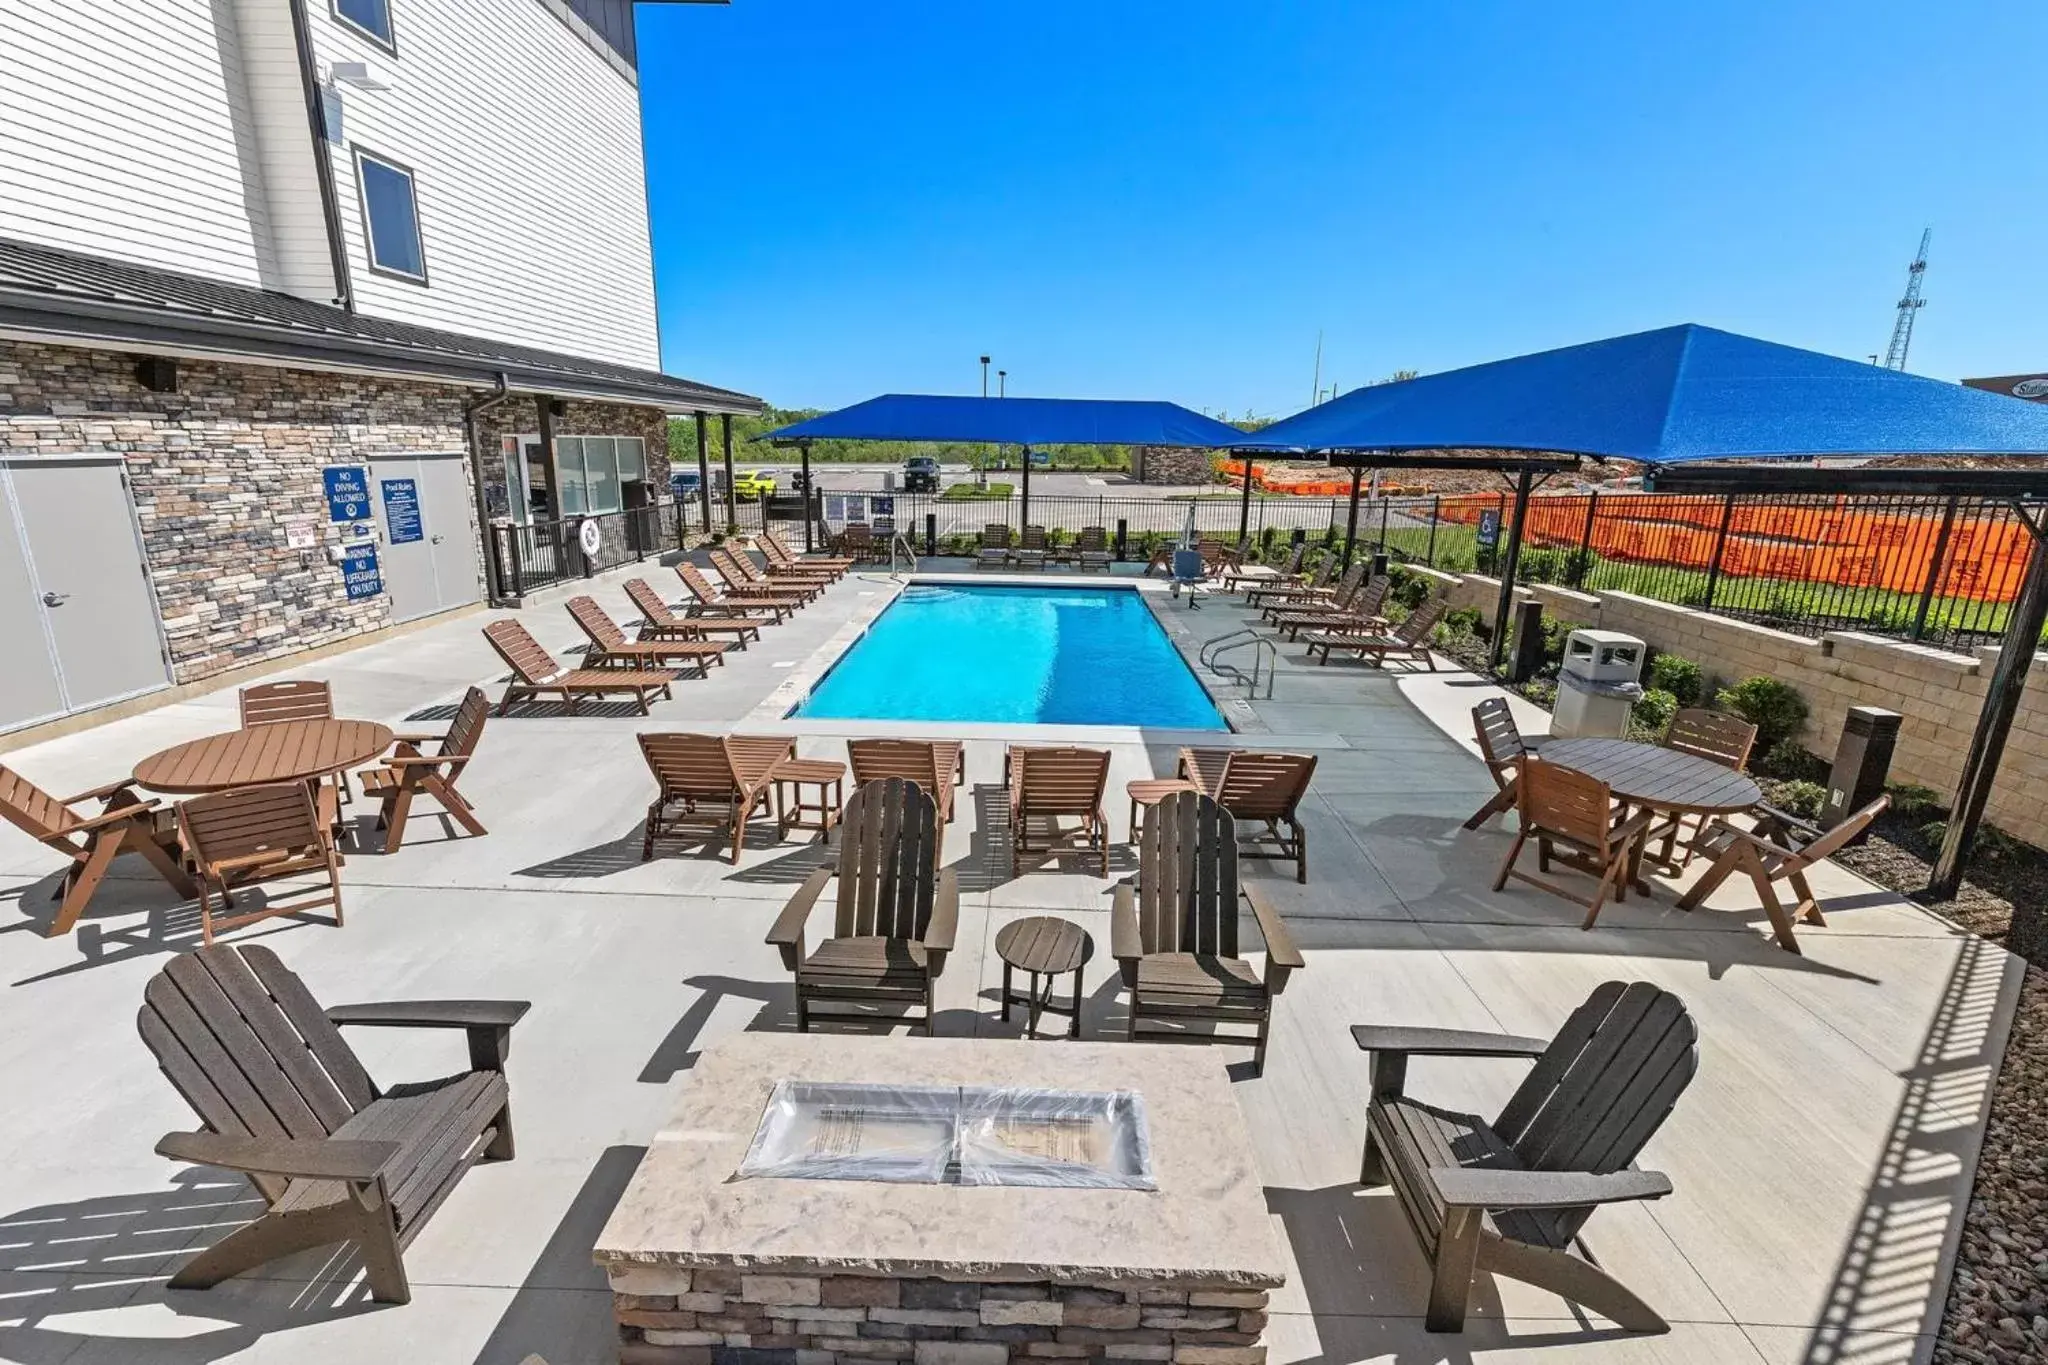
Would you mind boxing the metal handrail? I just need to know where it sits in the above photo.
[1200,629,1278,699]
[889,533,919,578]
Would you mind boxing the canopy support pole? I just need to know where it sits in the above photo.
[800,441,814,551]
[694,410,712,533]
[721,413,737,533]
[1931,506,2048,899]
[1342,467,1363,567]
[1237,451,1254,549]
[1021,446,1031,531]
[1487,469,1535,674]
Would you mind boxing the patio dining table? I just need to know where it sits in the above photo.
[132,719,395,794]
[1540,736,1761,893]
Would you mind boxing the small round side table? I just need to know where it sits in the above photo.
[995,916,1095,1039]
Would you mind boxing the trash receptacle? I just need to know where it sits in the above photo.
[1552,629,1646,739]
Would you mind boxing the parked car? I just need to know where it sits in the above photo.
[670,470,702,500]
[733,469,778,500]
[904,456,940,493]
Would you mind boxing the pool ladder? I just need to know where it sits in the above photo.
[888,533,919,579]
[1200,629,1277,700]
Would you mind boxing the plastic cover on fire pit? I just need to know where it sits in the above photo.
[737,1081,1155,1190]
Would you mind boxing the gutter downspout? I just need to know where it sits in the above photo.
[465,373,513,605]
[287,0,355,311]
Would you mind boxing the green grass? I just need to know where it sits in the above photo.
[940,482,1015,501]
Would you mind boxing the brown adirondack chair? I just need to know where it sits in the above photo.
[482,619,675,716]
[0,766,195,937]
[675,561,794,622]
[178,782,344,945]
[1647,708,1759,865]
[1076,525,1114,571]
[1270,577,1390,640]
[623,578,762,648]
[566,596,726,676]
[1241,558,1333,606]
[637,733,792,864]
[1492,758,1653,929]
[763,528,854,574]
[1302,597,1446,669]
[767,777,959,1034]
[1219,542,1304,592]
[356,686,489,854]
[847,739,963,859]
[710,545,819,603]
[1261,561,1366,624]
[1177,748,1318,882]
[140,942,527,1304]
[977,523,1013,569]
[1353,979,1696,1332]
[1007,745,1111,877]
[1676,795,1890,952]
[1111,791,1303,1076]
[239,679,334,727]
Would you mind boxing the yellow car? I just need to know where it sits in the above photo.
[732,469,778,500]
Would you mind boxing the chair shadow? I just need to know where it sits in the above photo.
[513,829,652,880]
[0,1170,384,1363]
[9,890,317,987]
[640,974,797,1082]
[490,700,647,721]
[402,701,465,724]
[722,838,836,886]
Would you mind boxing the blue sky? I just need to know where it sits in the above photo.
[637,1,2047,418]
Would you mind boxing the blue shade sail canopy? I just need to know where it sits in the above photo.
[765,394,1247,448]
[1238,325,2048,463]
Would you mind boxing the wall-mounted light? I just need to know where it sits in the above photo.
[328,61,393,91]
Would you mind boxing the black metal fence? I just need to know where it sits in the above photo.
[812,487,1356,558]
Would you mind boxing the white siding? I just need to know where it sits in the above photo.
[230,0,339,302]
[0,0,275,287]
[310,0,661,369]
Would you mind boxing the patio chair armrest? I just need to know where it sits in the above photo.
[767,867,833,971]
[1242,884,1304,984]
[1349,1025,1551,1058]
[65,802,159,834]
[156,1130,400,1184]
[1110,882,1142,986]
[327,1000,531,1030]
[389,732,447,746]
[379,753,455,768]
[1428,1165,1673,1211]
[1747,803,1825,842]
[63,779,147,805]
[924,869,960,971]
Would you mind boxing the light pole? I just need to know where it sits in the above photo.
[979,355,992,483]
[998,370,1006,397]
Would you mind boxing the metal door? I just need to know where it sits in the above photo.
[0,489,65,730]
[419,454,480,610]
[4,459,170,722]
[371,454,478,623]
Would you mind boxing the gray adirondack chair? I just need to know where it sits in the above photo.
[139,944,528,1303]
[1352,980,1697,1333]
[767,778,959,1034]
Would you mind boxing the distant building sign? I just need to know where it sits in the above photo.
[2016,378,2048,400]
[324,466,371,521]
[1963,373,2048,402]
[380,478,423,543]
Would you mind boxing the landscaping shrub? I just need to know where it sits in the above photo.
[1631,687,1679,736]
[1436,545,1477,574]
[1754,738,1829,782]
[1391,574,1430,610]
[1646,653,1704,707]
[1887,784,1944,822]
[1516,547,1569,585]
[1441,606,1484,638]
[1715,675,1809,752]
[1769,780,1830,822]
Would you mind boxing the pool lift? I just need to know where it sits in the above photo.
[1175,506,1278,698]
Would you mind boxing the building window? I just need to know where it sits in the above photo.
[333,0,396,50]
[555,436,647,517]
[353,149,427,282]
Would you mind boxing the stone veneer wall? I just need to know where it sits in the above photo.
[1410,564,2048,846]
[1130,448,1216,486]
[472,396,673,517]
[604,1268,1270,1365]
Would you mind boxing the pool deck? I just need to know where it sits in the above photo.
[0,553,2021,1365]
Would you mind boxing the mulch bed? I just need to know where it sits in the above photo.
[1424,627,2048,1361]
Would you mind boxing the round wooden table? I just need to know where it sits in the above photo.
[996,916,1095,1039]
[1540,737,1761,890]
[133,719,396,793]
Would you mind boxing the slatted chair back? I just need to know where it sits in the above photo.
[1133,790,1240,958]
[239,680,334,729]
[1785,795,1890,867]
[1663,708,1757,771]
[840,524,875,554]
[832,778,938,941]
[1351,578,1390,621]
[1272,544,1306,577]
[483,619,563,685]
[625,578,683,629]
[1472,698,1528,777]
[1214,752,1317,821]
[676,562,730,605]
[1077,526,1108,552]
[0,766,76,844]
[1325,561,1368,607]
[759,534,795,568]
[1492,979,1698,1244]
[1305,559,1336,590]
[638,733,741,802]
[981,523,1012,549]
[567,596,630,650]
[138,943,377,1203]
[1011,746,1110,817]
[1518,759,1617,852]
[708,546,759,588]
[1021,526,1048,551]
[1393,596,1447,644]
[847,739,945,799]
[180,783,324,871]
[439,687,490,776]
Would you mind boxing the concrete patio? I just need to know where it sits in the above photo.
[0,555,2022,1365]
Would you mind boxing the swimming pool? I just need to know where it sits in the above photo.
[793,584,1227,729]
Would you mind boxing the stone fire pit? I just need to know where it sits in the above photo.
[596,1034,1286,1365]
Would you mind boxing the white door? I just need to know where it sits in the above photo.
[370,454,480,624]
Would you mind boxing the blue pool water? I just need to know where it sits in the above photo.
[793,585,1227,729]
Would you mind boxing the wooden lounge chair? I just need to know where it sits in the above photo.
[140,942,527,1304]
[1677,795,1889,952]
[0,766,195,938]
[356,686,489,855]
[1303,597,1446,669]
[623,578,763,648]
[1076,525,1114,571]
[1112,790,1303,1076]
[1269,576,1388,639]
[1242,559,1333,606]
[1013,525,1050,569]
[711,545,820,603]
[1007,745,1111,877]
[977,523,1013,569]
[1492,758,1653,929]
[1352,979,1696,1332]
[637,733,792,864]
[178,782,344,945]
[1462,697,1548,829]
[763,528,854,575]
[1219,543,1304,592]
[767,777,959,1035]
[1177,748,1318,882]
[847,739,963,861]
[239,679,334,727]
[1646,708,1758,865]
[1261,562,1366,624]
[755,535,840,583]
[676,562,795,623]
[566,596,727,676]
[482,619,675,716]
